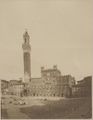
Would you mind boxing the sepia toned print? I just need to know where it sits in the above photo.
[0,0,92,119]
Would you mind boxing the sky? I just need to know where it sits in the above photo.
[0,0,93,81]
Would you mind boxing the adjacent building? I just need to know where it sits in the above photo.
[72,76,92,97]
[8,80,25,96]
[1,80,9,94]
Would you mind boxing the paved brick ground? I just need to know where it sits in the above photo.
[1,96,92,119]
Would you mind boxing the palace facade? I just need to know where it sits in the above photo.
[27,65,75,97]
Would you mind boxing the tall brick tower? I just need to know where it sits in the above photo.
[22,31,31,83]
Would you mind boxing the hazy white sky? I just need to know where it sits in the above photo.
[0,0,93,81]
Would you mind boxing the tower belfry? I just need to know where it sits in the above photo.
[22,30,31,82]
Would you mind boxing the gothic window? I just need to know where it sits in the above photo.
[25,38,26,43]
[53,94,55,96]
[33,93,35,96]
[47,72,50,77]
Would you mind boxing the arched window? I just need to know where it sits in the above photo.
[61,93,63,97]
[53,94,55,96]
[33,93,35,96]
